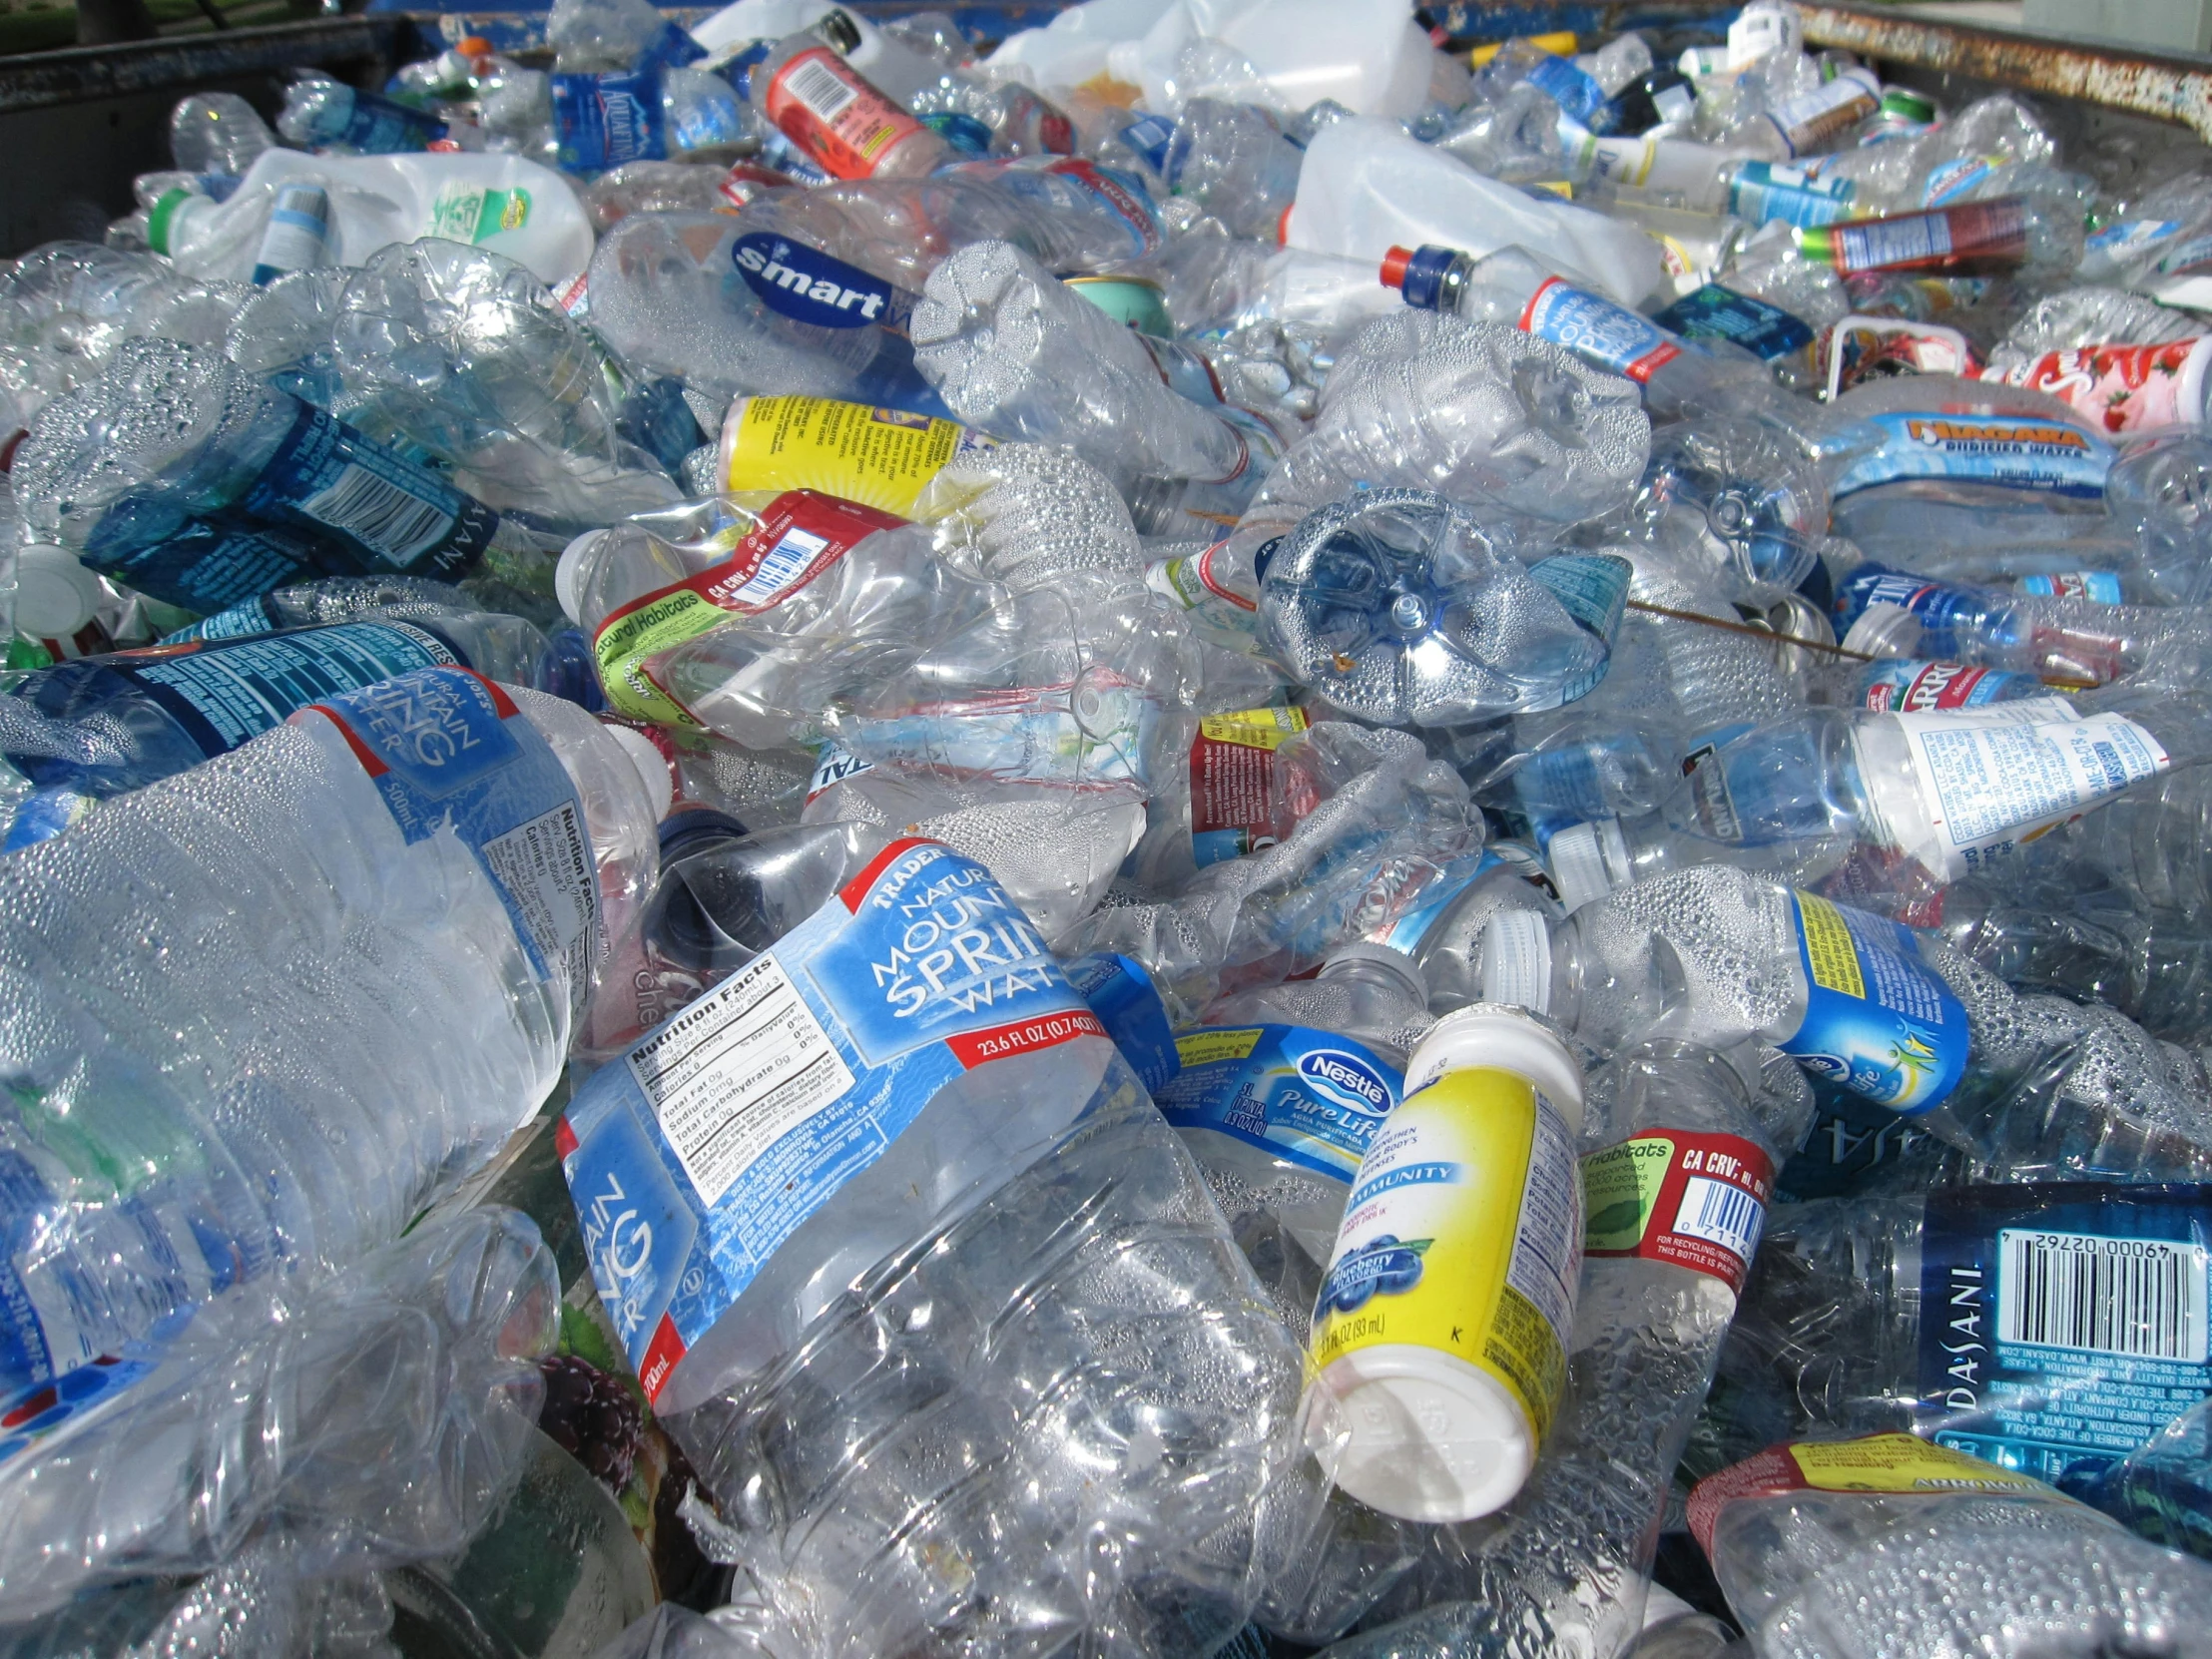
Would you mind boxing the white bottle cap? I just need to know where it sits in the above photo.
[1306,1345,1536,1525]
[1400,1001,1583,1126]
[12,545,104,638]
[1545,821,1612,914]
[1478,910,1554,1020]
[553,529,605,627]
[602,721,674,823]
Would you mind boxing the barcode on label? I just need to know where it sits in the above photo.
[1673,1176,1765,1263]
[1999,1228,2209,1362]
[297,464,454,565]
[733,524,830,607]
[783,57,857,123]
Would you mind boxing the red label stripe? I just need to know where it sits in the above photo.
[639,1314,687,1406]
[946,1008,1106,1070]
[837,834,940,911]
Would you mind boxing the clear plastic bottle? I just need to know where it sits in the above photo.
[276,71,450,154]
[1381,241,1783,421]
[1693,1432,2212,1658]
[558,833,1303,1658]
[10,337,551,616]
[0,608,547,846]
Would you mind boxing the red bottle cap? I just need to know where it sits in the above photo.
[1380,247,1415,289]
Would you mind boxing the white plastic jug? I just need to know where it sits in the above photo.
[1285,117,1667,305]
[153,148,595,287]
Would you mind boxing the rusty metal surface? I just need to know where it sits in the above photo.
[1802,3,2212,142]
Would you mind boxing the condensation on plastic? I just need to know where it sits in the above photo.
[0,1204,555,1620]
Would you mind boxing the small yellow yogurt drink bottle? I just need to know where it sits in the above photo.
[1303,1003,1586,1523]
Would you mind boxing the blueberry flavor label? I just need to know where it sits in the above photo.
[592,490,904,728]
[1581,1130,1773,1296]
[1866,697,2169,879]
[305,667,601,1001]
[1518,277,1681,384]
[1188,706,1312,868]
[1830,412,2113,501]
[106,620,461,759]
[243,401,501,579]
[1779,890,1969,1114]
[1156,1024,1403,1183]
[1918,1184,2212,1491]
[558,837,1098,1402]
[1652,284,1816,361]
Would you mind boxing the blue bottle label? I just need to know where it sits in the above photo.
[1155,1024,1403,1184]
[83,519,330,615]
[640,17,708,70]
[331,87,445,153]
[552,68,669,172]
[1779,889,1968,1115]
[1062,950,1181,1094]
[2018,570,2124,604]
[1726,161,1854,229]
[1918,1184,2212,1493]
[1830,411,2113,501]
[1652,283,1816,361]
[76,620,465,761]
[1856,659,2041,712]
[304,667,601,996]
[167,594,285,642]
[1519,277,1681,384]
[558,837,1095,1403]
[1831,563,1988,652]
[734,233,912,331]
[241,401,500,582]
[1521,51,1609,125]
[1118,112,1175,173]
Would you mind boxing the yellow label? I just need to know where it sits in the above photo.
[1175,1028,1264,1068]
[1197,707,1309,752]
[1310,1067,1579,1438]
[1468,29,1575,65]
[1788,1434,2048,1495]
[1793,891,1866,1000]
[723,396,976,516]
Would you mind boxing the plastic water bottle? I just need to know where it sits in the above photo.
[1479,864,2212,1182]
[277,72,450,154]
[1382,242,1784,421]
[0,1204,556,1621]
[1690,1432,2212,1658]
[911,239,1280,518]
[10,337,551,616]
[0,609,547,847]
[169,91,277,177]
[557,833,1304,1657]
[553,488,975,747]
[1164,98,1304,241]
[1159,941,1432,1285]
[1251,312,1652,528]
[1257,489,1630,728]
[0,667,657,1446]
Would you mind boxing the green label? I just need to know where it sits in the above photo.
[430,185,532,245]
[592,586,725,727]
[1580,1134,1672,1252]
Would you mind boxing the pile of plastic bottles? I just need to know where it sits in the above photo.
[20,0,2212,1652]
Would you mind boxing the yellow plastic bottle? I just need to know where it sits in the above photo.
[1305,1003,1586,1523]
